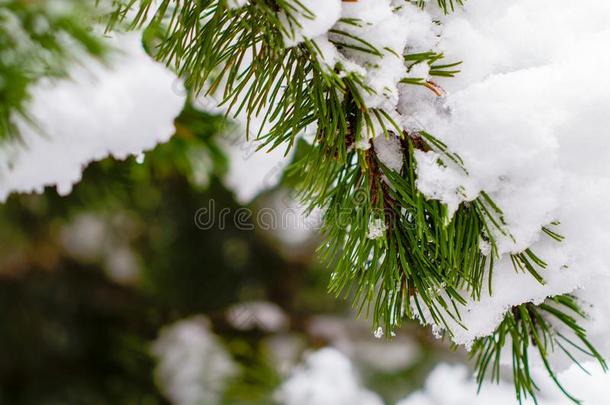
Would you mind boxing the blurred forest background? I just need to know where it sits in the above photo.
[0,105,463,404]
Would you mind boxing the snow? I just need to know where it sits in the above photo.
[401,0,610,355]
[405,62,431,82]
[280,0,342,47]
[333,0,411,110]
[277,353,610,405]
[373,134,404,173]
[0,32,185,201]
[398,362,610,405]
[219,135,295,204]
[277,352,610,404]
[152,316,237,405]
[274,348,384,405]
[367,218,386,240]
[413,149,473,218]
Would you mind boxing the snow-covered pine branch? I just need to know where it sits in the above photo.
[0,2,185,200]
[3,0,610,402]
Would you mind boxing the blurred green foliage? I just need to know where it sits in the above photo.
[0,107,319,403]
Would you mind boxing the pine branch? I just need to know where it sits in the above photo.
[471,296,607,404]
[0,0,105,139]
[108,0,558,338]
